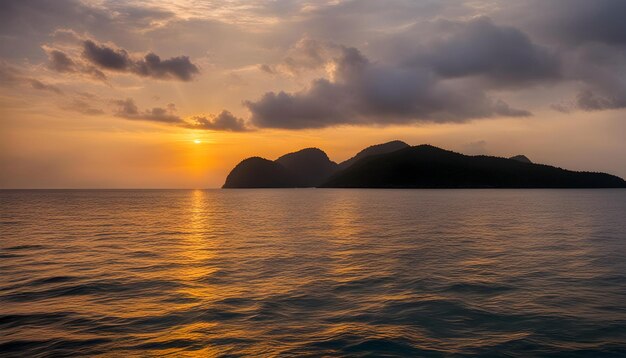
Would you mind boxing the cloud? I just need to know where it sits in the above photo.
[4,0,626,133]
[242,17,558,129]
[558,0,626,46]
[82,66,108,82]
[273,37,340,76]
[563,44,626,112]
[110,98,250,131]
[43,38,200,82]
[0,61,21,83]
[245,79,353,129]
[492,100,531,117]
[277,0,468,50]
[0,61,63,94]
[0,0,177,61]
[82,40,199,81]
[50,28,84,44]
[258,64,275,74]
[188,111,249,132]
[47,49,76,73]
[576,89,626,111]
[61,99,104,115]
[44,47,107,81]
[82,40,130,70]
[258,37,355,80]
[113,98,182,123]
[28,79,62,94]
[133,53,199,81]
[410,17,560,87]
[500,1,626,111]
[509,0,626,47]
[245,45,531,129]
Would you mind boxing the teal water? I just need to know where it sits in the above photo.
[1,189,625,356]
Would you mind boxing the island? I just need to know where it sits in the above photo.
[223,141,626,189]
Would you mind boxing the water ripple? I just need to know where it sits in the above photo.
[1,189,625,356]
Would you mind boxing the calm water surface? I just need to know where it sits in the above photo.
[1,189,625,357]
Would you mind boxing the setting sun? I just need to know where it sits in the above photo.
[193,139,202,144]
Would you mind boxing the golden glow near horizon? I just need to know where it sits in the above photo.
[1,1,625,188]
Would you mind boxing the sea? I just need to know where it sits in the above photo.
[1,189,625,357]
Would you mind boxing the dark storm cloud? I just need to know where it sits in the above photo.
[113,98,182,123]
[82,40,199,81]
[188,111,250,132]
[245,46,530,129]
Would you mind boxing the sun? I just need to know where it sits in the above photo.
[193,139,202,144]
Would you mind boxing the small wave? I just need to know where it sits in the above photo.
[331,275,393,293]
[27,276,78,287]
[1,279,185,302]
[0,312,74,330]
[0,338,113,357]
[443,282,516,294]
[3,244,45,251]
[343,338,437,356]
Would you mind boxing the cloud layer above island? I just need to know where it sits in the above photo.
[2,0,626,131]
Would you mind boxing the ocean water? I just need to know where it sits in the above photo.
[1,189,625,357]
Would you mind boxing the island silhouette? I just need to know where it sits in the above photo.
[223,141,626,188]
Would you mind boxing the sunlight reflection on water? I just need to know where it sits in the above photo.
[1,189,625,356]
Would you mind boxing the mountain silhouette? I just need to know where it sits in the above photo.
[222,148,339,188]
[222,157,295,188]
[338,140,409,170]
[223,142,626,188]
[509,155,532,164]
[276,148,338,187]
[322,145,626,188]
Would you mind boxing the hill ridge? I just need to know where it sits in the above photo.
[223,142,626,188]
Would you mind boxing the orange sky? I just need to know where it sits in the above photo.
[1,0,625,188]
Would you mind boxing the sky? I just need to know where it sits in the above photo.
[1,0,625,188]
